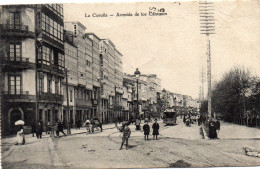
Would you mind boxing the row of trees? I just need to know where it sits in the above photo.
[201,67,260,127]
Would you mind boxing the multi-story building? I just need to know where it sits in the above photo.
[114,48,124,121]
[63,30,77,126]
[86,33,101,120]
[84,35,95,119]
[65,22,92,125]
[99,40,110,123]
[105,39,116,122]
[123,74,136,120]
[0,4,65,135]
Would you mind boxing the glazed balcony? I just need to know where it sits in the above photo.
[1,57,35,70]
[0,24,35,38]
[37,63,65,77]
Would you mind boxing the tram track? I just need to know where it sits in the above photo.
[108,123,251,167]
[167,139,251,167]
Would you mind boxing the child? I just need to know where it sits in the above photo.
[143,119,150,141]
[152,119,160,140]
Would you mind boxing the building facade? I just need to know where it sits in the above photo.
[0,4,65,134]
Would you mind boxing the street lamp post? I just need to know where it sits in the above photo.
[134,68,141,130]
[65,68,71,135]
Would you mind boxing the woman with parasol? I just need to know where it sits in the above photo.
[14,120,25,145]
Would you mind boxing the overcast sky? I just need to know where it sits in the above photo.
[64,1,260,98]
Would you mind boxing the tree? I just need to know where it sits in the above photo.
[211,66,257,124]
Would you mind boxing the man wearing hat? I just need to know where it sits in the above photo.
[152,119,160,140]
[120,122,131,150]
[143,118,150,140]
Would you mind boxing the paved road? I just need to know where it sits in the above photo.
[2,119,260,168]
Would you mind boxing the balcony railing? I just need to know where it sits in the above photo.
[0,24,34,38]
[38,92,63,102]
[1,57,35,70]
[2,91,35,101]
[3,91,29,95]
[0,24,28,31]
[75,99,92,107]
[37,63,65,76]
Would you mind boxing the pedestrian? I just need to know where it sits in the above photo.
[54,122,59,137]
[76,119,81,130]
[90,119,95,133]
[152,119,160,140]
[15,126,25,145]
[58,121,67,136]
[183,115,186,124]
[46,122,51,135]
[31,121,36,137]
[214,118,220,138]
[119,122,131,150]
[208,118,216,139]
[35,121,43,139]
[95,118,102,132]
[136,118,141,130]
[84,119,91,134]
[215,118,220,133]
[143,119,150,141]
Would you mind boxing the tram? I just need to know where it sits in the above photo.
[163,109,177,125]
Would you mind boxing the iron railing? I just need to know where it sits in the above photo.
[0,24,29,31]
[2,91,29,95]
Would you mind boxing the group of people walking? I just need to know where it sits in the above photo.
[31,121,67,138]
[118,118,160,150]
[31,121,44,139]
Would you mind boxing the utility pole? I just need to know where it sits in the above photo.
[65,69,71,135]
[199,0,215,118]
[34,5,39,121]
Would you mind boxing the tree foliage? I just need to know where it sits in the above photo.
[211,67,260,124]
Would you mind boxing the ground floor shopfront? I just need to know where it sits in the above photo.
[1,99,63,135]
[62,106,99,127]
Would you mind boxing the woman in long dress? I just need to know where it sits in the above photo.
[15,126,25,145]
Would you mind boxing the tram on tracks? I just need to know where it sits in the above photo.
[163,109,178,125]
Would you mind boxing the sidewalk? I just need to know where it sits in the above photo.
[202,121,260,140]
[218,121,260,139]
[1,122,117,168]
[1,123,116,155]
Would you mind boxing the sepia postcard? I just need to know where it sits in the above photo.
[0,0,260,168]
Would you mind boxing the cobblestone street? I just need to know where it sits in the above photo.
[2,119,260,168]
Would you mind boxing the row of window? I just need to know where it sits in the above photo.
[38,76,62,95]
[65,45,77,59]
[75,88,92,100]
[45,4,64,19]
[42,13,64,43]
[37,45,65,68]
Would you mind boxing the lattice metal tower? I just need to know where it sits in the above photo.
[199,0,215,118]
